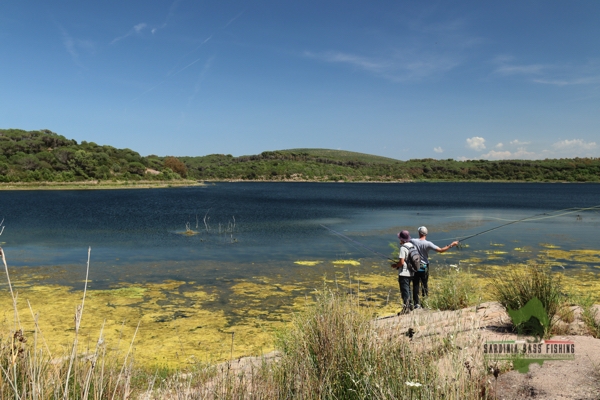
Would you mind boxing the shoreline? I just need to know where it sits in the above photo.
[0,180,203,190]
[0,178,595,190]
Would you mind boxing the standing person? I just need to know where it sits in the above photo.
[410,226,459,308]
[392,230,415,314]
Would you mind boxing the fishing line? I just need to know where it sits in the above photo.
[320,224,396,263]
[446,204,600,245]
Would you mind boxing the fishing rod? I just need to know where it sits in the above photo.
[320,224,397,263]
[452,204,600,247]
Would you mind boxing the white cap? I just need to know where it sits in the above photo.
[418,226,428,236]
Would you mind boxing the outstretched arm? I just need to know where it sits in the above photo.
[435,241,459,253]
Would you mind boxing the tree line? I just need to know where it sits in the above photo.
[0,129,187,182]
[1,129,599,183]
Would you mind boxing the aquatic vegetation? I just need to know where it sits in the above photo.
[293,260,322,266]
[514,247,532,252]
[543,249,600,264]
[539,243,560,249]
[332,259,360,266]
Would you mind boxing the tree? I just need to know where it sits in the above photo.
[164,156,188,178]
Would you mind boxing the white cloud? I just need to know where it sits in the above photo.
[492,56,600,87]
[58,25,94,67]
[456,156,468,161]
[495,143,503,149]
[302,17,480,82]
[111,23,147,44]
[552,139,597,150]
[433,147,444,153]
[303,50,461,82]
[509,139,530,146]
[466,136,486,151]
[480,147,536,160]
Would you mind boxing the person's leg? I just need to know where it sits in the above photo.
[398,276,412,313]
[412,273,421,308]
[421,266,429,297]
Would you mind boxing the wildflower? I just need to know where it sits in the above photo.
[405,381,422,387]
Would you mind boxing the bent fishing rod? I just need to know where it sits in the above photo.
[320,224,397,263]
[451,204,600,247]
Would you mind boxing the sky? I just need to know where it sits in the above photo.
[1,1,599,160]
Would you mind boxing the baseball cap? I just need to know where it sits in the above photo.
[418,226,428,235]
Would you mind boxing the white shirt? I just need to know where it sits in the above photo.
[398,242,414,277]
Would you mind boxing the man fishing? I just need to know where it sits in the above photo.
[410,226,459,308]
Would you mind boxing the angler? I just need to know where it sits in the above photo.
[410,226,459,309]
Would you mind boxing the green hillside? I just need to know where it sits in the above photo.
[0,128,185,183]
[1,129,600,184]
[279,148,400,164]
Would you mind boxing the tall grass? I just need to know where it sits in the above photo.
[270,290,486,399]
[491,263,565,337]
[0,247,138,399]
[425,265,481,311]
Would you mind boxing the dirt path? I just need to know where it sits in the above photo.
[375,302,600,399]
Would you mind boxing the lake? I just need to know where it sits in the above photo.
[1,182,599,364]
[1,182,599,284]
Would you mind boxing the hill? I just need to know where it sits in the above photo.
[0,128,185,183]
[279,148,400,164]
[1,129,600,183]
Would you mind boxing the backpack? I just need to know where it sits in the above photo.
[402,244,421,273]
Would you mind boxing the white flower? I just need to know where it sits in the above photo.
[405,381,423,387]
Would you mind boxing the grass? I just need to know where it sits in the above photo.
[491,263,565,338]
[425,265,482,311]
[576,295,600,339]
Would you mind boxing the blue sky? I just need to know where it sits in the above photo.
[1,1,599,160]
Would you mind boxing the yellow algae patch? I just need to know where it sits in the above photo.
[490,243,505,247]
[543,249,600,264]
[230,281,294,298]
[92,286,146,298]
[539,243,560,249]
[0,281,277,368]
[332,260,360,266]
[459,257,484,264]
[514,247,532,252]
[483,250,508,255]
[294,260,322,266]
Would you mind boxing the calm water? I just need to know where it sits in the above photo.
[1,182,599,288]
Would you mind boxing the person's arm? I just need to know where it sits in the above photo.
[392,246,407,269]
[434,241,459,253]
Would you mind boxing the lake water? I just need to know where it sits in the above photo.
[1,182,600,288]
[2,182,599,364]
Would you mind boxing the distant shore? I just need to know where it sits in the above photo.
[0,180,202,190]
[1,178,594,190]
